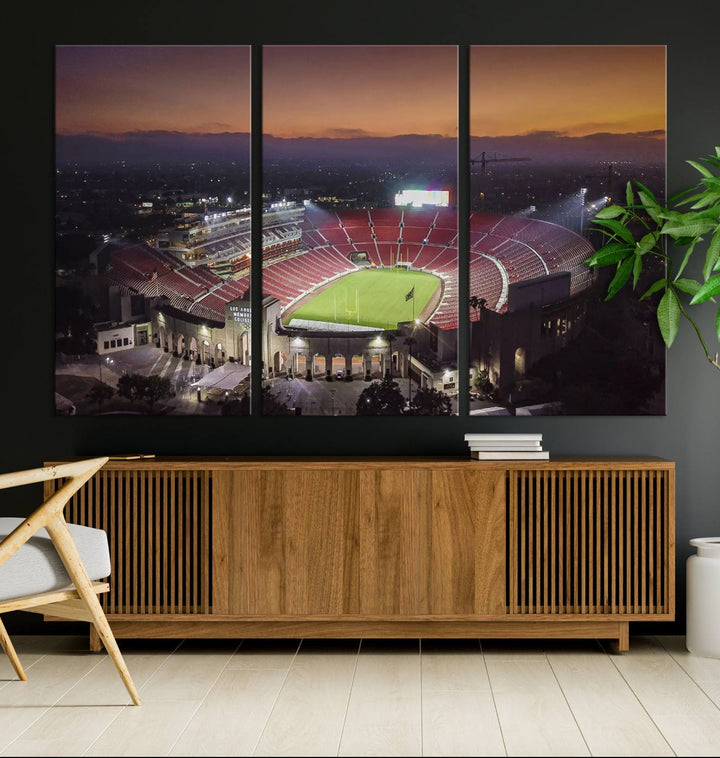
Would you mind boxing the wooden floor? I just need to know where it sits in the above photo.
[1,635,719,756]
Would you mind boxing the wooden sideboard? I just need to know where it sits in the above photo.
[44,457,675,651]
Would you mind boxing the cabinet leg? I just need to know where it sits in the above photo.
[607,622,630,654]
[89,625,101,652]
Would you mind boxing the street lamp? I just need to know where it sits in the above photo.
[579,187,588,236]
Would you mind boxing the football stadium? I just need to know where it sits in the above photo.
[82,195,595,414]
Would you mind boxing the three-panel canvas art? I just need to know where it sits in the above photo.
[55,45,666,416]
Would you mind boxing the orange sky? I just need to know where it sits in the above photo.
[55,46,251,135]
[262,46,458,138]
[471,46,665,137]
[55,45,665,140]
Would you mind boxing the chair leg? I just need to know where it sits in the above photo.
[0,616,27,681]
[45,516,142,705]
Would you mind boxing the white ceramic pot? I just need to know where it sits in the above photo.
[686,537,720,658]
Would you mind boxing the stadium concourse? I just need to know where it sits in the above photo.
[86,202,595,412]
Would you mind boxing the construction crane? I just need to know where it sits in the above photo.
[470,151,532,174]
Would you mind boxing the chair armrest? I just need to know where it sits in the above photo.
[0,457,108,569]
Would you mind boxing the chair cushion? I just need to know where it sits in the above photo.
[0,518,111,602]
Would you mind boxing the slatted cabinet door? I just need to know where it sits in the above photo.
[507,467,673,618]
[48,467,213,616]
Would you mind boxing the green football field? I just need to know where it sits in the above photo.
[284,269,440,329]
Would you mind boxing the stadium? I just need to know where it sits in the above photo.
[87,197,595,413]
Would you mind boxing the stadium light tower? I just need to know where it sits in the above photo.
[579,187,588,236]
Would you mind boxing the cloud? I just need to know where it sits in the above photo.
[321,128,377,139]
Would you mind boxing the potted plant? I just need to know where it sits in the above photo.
[585,146,720,372]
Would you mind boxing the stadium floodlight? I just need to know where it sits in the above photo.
[394,189,449,208]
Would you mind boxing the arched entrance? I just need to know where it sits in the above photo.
[176,334,185,356]
[313,355,326,377]
[273,351,285,374]
[215,342,224,366]
[514,347,526,378]
[331,354,345,378]
[189,336,198,360]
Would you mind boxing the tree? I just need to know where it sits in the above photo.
[469,295,487,321]
[408,387,453,416]
[221,395,249,416]
[85,382,114,410]
[116,374,145,405]
[142,374,174,412]
[356,377,406,416]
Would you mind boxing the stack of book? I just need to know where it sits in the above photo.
[464,433,549,460]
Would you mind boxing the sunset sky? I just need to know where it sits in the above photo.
[471,46,665,137]
[55,46,251,135]
[263,46,457,138]
[56,45,664,140]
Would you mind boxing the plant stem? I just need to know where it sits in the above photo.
[674,293,720,373]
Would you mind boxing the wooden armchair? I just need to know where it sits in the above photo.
[0,457,141,705]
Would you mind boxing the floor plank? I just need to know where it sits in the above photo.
[226,639,301,670]
[546,644,673,756]
[138,639,239,703]
[339,640,422,757]
[84,701,202,757]
[422,689,506,757]
[658,635,720,709]
[254,640,360,757]
[606,636,720,757]
[169,668,289,757]
[421,639,490,692]
[485,655,590,757]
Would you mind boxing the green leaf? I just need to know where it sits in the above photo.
[690,274,720,305]
[674,239,698,281]
[626,181,634,206]
[687,159,713,178]
[640,279,667,300]
[592,218,635,244]
[657,288,680,348]
[584,243,634,267]
[699,177,720,190]
[632,254,642,289]
[638,190,663,224]
[606,257,634,300]
[594,205,625,219]
[704,228,720,281]
[634,181,657,203]
[635,232,658,256]
[673,278,701,296]
[690,192,720,210]
[661,219,715,238]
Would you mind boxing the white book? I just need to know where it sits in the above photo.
[471,451,550,460]
[464,433,542,441]
[468,444,543,451]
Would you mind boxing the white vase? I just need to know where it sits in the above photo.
[686,537,720,658]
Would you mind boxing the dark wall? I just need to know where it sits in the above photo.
[3,2,719,634]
